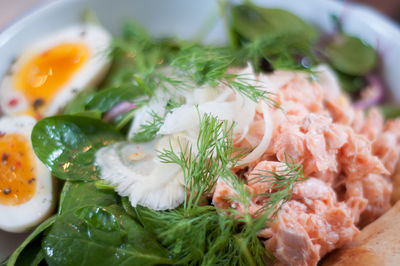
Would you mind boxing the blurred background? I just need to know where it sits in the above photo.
[0,0,399,29]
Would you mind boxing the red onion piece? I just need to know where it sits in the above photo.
[353,74,385,109]
[103,101,137,122]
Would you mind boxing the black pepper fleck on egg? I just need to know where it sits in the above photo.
[2,153,9,165]
[33,98,45,110]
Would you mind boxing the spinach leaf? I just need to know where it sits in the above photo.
[63,90,96,115]
[86,87,142,113]
[43,205,171,265]
[43,209,171,266]
[336,71,367,93]
[6,216,56,266]
[58,182,118,215]
[232,4,317,42]
[121,197,139,220]
[238,31,319,72]
[43,181,171,265]
[31,115,123,181]
[231,4,318,71]
[71,110,103,119]
[74,206,120,232]
[11,237,45,266]
[324,34,377,76]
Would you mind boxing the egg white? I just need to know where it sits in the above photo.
[0,23,111,117]
[0,116,55,233]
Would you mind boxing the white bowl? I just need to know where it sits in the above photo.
[0,0,399,262]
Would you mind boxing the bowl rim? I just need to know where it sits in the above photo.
[1,0,399,41]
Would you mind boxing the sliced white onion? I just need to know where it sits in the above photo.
[238,102,272,165]
[234,126,249,145]
[95,138,185,210]
[158,104,199,136]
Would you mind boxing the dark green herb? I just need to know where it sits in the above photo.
[131,205,266,266]
[232,4,317,42]
[63,90,96,115]
[324,34,377,76]
[102,23,180,98]
[336,71,367,94]
[6,216,56,266]
[165,97,184,111]
[86,86,142,113]
[131,111,164,143]
[12,238,45,266]
[74,206,120,231]
[58,182,118,215]
[43,182,171,266]
[231,4,318,71]
[171,45,234,86]
[31,115,123,181]
[171,45,270,102]
[237,31,319,72]
[72,110,103,119]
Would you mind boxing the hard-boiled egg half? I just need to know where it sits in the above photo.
[0,116,54,232]
[0,24,111,119]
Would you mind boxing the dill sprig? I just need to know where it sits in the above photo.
[170,45,234,86]
[158,112,237,212]
[134,205,266,266]
[102,23,181,96]
[170,45,271,103]
[221,74,270,102]
[248,157,308,217]
[131,111,164,143]
[131,97,184,143]
[105,22,278,111]
[237,32,319,73]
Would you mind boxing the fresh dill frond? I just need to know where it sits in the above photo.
[171,45,271,103]
[158,112,237,212]
[249,157,308,217]
[237,32,319,73]
[131,111,164,143]
[171,45,234,86]
[134,205,266,266]
[102,23,181,96]
[222,74,270,103]
[165,97,184,112]
[130,95,185,143]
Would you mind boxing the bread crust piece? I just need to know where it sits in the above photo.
[321,201,400,266]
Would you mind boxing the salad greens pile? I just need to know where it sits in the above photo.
[3,2,392,266]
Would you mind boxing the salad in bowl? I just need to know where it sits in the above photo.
[1,0,400,265]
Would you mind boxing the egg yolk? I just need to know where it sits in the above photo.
[14,43,90,117]
[0,134,36,206]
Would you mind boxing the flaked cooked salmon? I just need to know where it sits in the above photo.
[212,69,400,266]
